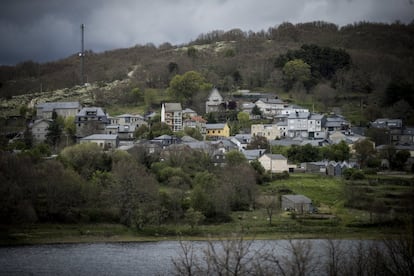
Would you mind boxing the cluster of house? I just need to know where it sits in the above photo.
[32,101,147,149]
[31,88,414,174]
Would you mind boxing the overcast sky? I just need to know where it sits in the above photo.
[1,0,413,65]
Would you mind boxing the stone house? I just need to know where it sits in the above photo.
[80,134,119,149]
[36,101,81,120]
[258,154,291,173]
[106,114,147,140]
[254,98,285,116]
[251,124,281,140]
[30,119,51,143]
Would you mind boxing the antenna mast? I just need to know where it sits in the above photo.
[79,23,85,85]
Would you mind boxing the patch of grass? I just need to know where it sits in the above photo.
[271,173,345,208]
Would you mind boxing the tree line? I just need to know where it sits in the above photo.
[0,143,260,227]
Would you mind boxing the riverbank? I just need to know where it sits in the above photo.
[0,222,402,246]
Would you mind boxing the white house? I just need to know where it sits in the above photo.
[258,154,291,173]
[205,88,224,113]
[288,112,310,138]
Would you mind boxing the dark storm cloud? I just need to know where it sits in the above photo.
[0,0,413,65]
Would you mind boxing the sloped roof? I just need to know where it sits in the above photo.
[181,135,199,143]
[309,113,324,120]
[264,153,287,160]
[81,134,118,140]
[36,101,80,111]
[282,194,312,204]
[206,123,227,130]
[76,107,107,117]
[182,108,197,114]
[256,98,284,104]
[164,103,182,112]
[242,149,264,160]
[207,88,223,101]
[116,114,144,119]
[288,112,310,119]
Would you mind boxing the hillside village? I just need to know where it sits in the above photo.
[1,23,414,255]
[27,87,414,175]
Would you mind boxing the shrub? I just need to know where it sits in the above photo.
[343,168,365,180]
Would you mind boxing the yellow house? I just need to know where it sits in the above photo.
[206,123,230,138]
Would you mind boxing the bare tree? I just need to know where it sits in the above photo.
[323,239,348,276]
[281,239,320,276]
[203,234,260,275]
[258,194,280,226]
[172,239,201,276]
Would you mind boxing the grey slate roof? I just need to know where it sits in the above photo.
[288,112,310,119]
[257,98,284,104]
[309,113,324,120]
[37,101,80,111]
[164,103,182,112]
[266,154,287,160]
[81,134,118,140]
[282,195,312,204]
[116,114,144,119]
[242,149,264,160]
[206,123,226,130]
[76,107,107,117]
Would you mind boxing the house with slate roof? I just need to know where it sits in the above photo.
[258,153,292,173]
[75,107,109,139]
[36,101,81,120]
[254,97,285,116]
[80,134,119,149]
[106,114,147,140]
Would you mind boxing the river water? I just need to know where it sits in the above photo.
[0,239,368,276]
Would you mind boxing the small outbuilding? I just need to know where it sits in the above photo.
[281,194,313,214]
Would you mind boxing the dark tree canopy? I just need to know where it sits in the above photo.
[275,44,351,81]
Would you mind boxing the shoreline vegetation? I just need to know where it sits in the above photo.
[0,220,406,246]
[1,173,412,246]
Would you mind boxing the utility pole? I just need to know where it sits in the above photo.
[79,23,85,85]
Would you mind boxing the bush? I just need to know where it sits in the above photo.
[342,168,365,180]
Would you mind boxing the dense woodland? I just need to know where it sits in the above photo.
[1,21,414,125]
